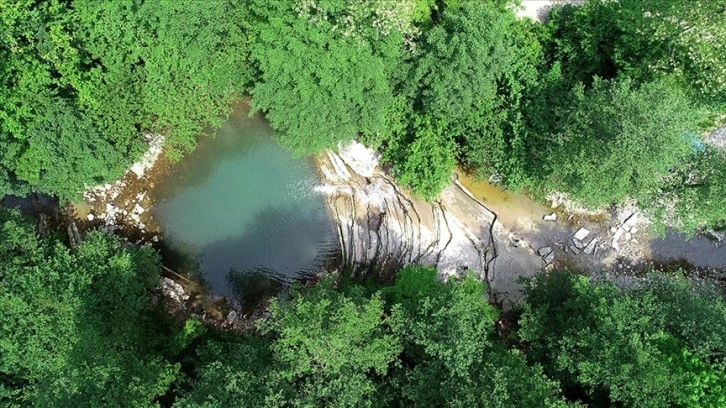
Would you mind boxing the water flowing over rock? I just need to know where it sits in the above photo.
[316,142,497,278]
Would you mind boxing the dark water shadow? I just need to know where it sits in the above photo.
[1,193,59,214]
[184,205,338,306]
[648,229,726,270]
[226,268,285,307]
[157,240,203,281]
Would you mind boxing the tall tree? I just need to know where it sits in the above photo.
[0,0,138,199]
[0,209,181,407]
[387,1,543,197]
[537,78,697,208]
[247,0,403,155]
[543,0,726,105]
[519,270,726,407]
[179,278,401,407]
[651,146,726,232]
[0,0,251,199]
[384,266,569,407]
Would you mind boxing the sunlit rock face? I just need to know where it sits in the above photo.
[316,142,497,277]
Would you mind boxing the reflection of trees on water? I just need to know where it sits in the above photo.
[152,109,276,199]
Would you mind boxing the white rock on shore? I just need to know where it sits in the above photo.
[130,134,165,179]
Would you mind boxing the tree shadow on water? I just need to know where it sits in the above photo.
[197,205,338,305]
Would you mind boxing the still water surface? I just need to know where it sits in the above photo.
[151,105,337,304]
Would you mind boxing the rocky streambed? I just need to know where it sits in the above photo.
[316,142,498,278]
[316,142,726,306]
[315,142,556,305]
[65,117,725,315]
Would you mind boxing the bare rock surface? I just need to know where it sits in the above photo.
[317,142,552,308]
[316,143,497,279]
[158,277,189,304]
[75,134,164,237]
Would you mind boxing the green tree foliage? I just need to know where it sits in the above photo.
[260,279,401,406]
[405,1,514,139]
[133,0,251,158]
[389,1,542,196]
[247,0,402,155]
[180,278,401,407]
[651,146,726,232]
[533,78,697,208]
[459,18,545,185]
[383,266,568,407]
[0,0,138,200]
[519,270,726,407]
[543,0,726,104]
[541,1,623,86]
[389,116,456,200]
[525,0,725,228]
[173,337,274,408]
[0,0,249,199]
[0,209,182,407]
[4,218,725,408]
[181,267,569,407]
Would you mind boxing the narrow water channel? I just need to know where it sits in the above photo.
[150,105,338,304]
[456,171,725,273]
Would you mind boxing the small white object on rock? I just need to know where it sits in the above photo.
[573,228,590,241]
[226,310,238,324]
[583,238,598,255]
[706,229,725,242]
[538,246,553,256]
[86,213,95,221]
[621,213,638,232]
[158,277,187,303]
[134,203,145,215]
[543,213,557,221]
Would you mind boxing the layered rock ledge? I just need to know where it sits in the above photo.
[316,142,498,279]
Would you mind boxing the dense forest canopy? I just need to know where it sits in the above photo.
[1,0,724,229]
[2,0,726,406]
[2,208,725,407]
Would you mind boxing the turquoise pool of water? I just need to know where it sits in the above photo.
[151,105,338,304]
